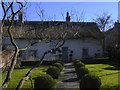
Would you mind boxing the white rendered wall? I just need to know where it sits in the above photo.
[3,37,103,60]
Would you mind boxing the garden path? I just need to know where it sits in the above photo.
[55,63,79,89]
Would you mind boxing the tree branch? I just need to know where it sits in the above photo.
[16,39,65,90]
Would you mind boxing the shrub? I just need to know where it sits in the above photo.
[80,74,101,90]
[73,60,82,66]
[46,66,61,79]
[74,62,85,71]
[21,60,63,66]
[76,67,89,80]
[81,57,110,64]
[34,74,55,89]
[52,63,63,71]
[55,60,64,66]
[21,60,38,66]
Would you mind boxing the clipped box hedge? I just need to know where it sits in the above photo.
[21,60,64,66]
[46,66,61,79]
[76,67,89,80]
[34,74,56,89]
[80,74,101,90]
[81,57,110,64]
[52,63,63,71]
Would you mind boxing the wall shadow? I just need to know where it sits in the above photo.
[64,71,76,74]
[62,78,78,82]
[103,67,120,70]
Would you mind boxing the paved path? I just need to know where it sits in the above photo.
[55,63,79,89]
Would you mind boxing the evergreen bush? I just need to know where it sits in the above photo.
[46,66,60,79]
[34,74,55,90]
[76,67,89,79]
[73,60,82,65]
[74,62,85,71]
[80,74,101,90]
[52,63,63,71]
[55,60,64,66]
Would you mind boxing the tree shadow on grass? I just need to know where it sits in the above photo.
[62,78,78,82]
[107,61,120,68]
[99,72,120,77]
[103,67,120,70]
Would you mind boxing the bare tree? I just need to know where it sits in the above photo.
[36,3,55,21]
[23,2,31,21]
[1,1,81,89]
[1,1,27,89]
[16,20,80,89]
[93,12,113,32]
[36,4,46,21]
[93,12,113,55]
[70,9,85,22]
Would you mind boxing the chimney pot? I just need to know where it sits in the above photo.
[66,12,70,22]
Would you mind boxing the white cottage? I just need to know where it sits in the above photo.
[3,12,103,62]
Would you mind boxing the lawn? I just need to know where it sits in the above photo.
[1,66,59,89]
[86,61,120,90]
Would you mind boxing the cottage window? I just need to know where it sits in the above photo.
[82,48,89,57]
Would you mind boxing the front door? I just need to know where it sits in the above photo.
[62,47,69,63]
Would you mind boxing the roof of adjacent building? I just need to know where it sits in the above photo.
[3,20,103,40]
[105,22,120,46]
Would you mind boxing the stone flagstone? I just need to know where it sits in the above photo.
[55,63,79,89]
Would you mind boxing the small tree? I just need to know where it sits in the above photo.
[93,12,113,55]
[93,12,113,32]
[1,2,86,90]
[1,1,27,89]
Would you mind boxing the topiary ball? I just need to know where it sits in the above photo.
[73,60,82,66]
[76,67,89,80]
[34,74,55,90]
[52,63,63,71]
[80,74,101,90]
[55,60,64,66]
[46,66,61,79]
[74,62,85,71]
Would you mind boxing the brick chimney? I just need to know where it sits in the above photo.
[66,12,70,22]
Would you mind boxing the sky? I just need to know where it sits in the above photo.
[0,2,118,22]
[23,2,118,22]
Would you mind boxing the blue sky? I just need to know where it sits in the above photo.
[0,2,118,22]
[24,2,118,22]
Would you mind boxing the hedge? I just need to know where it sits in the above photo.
[34,74,55,89]
[52,63,63,71]
[46,66,61,79]
[76,67,89,80]
[81,57,110,64]
[74,62,85,71]
[80,74,101,90]
[73,60,82,66]
[21,60,63,66]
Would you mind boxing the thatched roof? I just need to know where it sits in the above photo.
[3,21,103,40]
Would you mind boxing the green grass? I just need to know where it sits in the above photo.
[86,62,120,89]
[1,66,59,89]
